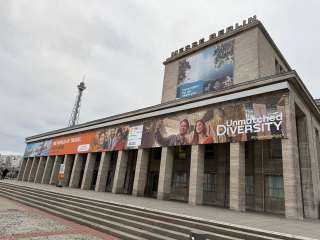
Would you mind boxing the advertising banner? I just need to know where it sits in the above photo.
[24,140,52,157]
[28,93,287,156]
[90,124,143,152]
[127,125,144,149]
[176,39,234,99]
[141,92,287,148]
[49,132,95,155]
[58,163,65,181]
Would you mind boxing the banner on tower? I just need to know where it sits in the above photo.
[176,39,234,99]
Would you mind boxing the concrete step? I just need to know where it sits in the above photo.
[0,191,147,240]
[0,183,277,240]
[0,190,181,240]
[0,182,310,240]
[0,182,279,240]
[0,185,240,240]
[0,184,260,240]
[1,187,189,240]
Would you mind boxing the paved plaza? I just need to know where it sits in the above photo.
[1,180,320,239]
[0,194,117,240]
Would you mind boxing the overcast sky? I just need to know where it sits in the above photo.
[1,0,319,155]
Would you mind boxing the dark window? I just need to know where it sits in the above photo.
[203,173,215,192]
[172,171,188,188]
[265,175,284,199]
[245,175,254,195]
[269,139,282,159]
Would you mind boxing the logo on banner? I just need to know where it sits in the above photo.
[77,144,90,152]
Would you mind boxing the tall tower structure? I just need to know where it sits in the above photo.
[68,78,87,127]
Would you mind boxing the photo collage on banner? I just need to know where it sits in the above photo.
[90,124,144,152]
[24,140,52,157]
[176,39,235,99]
[141,92,287,148]
[24,92,287,156]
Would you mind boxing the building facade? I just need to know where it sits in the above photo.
[17,16,320,220]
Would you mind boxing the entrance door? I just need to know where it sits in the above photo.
[145,171,159,198]
[123,150,137,194]
[203,143,229,207]
[90,153,101,190]
[105,151,118,192]
[145,148,161,198]
[78,154,86,188]
[170,146,191,202]
[245,139,284,215]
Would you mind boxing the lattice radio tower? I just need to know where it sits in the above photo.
[68,76,87,127]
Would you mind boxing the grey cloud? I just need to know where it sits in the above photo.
[0,0,319,154]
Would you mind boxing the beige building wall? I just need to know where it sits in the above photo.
[289,86,320,219]
[257,29,288,77]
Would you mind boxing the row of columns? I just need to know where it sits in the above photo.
[17,138,302,220]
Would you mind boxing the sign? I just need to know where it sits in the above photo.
[176,39,234,99]
[176,80,204,99]
[141,92,287,148]
[58,163,65,181]
[49,132,95,155]
[24,140,52,157]
[127,125,144,149]
[25,93,288,155]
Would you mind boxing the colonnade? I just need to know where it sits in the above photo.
[16,140,305,220]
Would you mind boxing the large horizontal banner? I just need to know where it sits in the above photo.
[47,124,144,156]
[24,140,52,157]
[24,93,287,156]
[141,92,286,148]
[176,39,234,99]
[49,132,95,155]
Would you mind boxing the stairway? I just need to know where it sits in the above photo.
[0,182,307,240]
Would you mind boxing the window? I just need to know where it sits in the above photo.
[245,175,254,195]
[172,172,188,188]
[203,173,216,192]
[269,139,282,159]
[245,103,254,119]
[266,175,284,199]
[266,103,278,114]
[275,59,284,74]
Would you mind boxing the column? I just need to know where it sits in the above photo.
[112,151,128,194]
[281,95,304,219]
[22,158,33,181]
[69,154,82,188]
[296,114,316,219]
[49,155,63,185]
[28,157,39,182]
[189,145,204,205]
[63,155,74,187]
[41,156,55,184]
[81,153,96,190]
[132,149,150,196]
[17,158,27,180]
[229,142,245,211]
[306,114,320,219]
[157,147,174,200]
[95,152,111,192]
[34,156,47,183]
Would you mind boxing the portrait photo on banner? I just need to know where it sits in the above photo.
[141,92,287,148]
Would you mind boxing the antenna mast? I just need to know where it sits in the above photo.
[68,76,87,127]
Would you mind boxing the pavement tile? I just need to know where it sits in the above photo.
[0,196,117,240]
